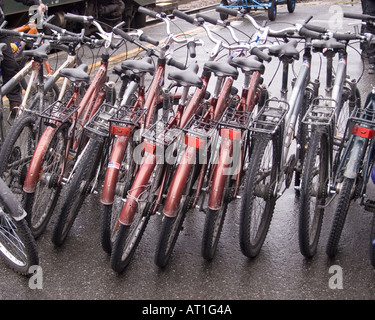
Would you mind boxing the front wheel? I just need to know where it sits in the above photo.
[298,130,329,258]
[287,0,296,13]
[0,197,38,275]
[326,177,355,258]
[239,134,279,258]
[268,0,277,21]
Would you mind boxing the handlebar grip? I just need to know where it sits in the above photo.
[187,40,196,58]
[138,6,159,19]
[167,58,186,70]
[139,33,159,46]
[113,27,133,42]
[59,35,82,43]
[216,6,239,17]
[298,26,322,39]
[344,12,375,20]
[64,13,94,25]
[173,9,195,25]
[332,32,359,41]
[196,13,218,25]
[0,29,23,37]
[251,47,272,63]
[303,23,327,34]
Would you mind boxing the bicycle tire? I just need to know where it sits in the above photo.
[326,177,355,258]
[370,213,375,268]
[101,137,136,254]
[110,163,164,273]
[51,138,103,246]
[298,129,328,258]
[0,198,38,275]
[268,0,277,21]
[239,134,279,258]
[0,113,37,203]
[23,122,70,238]
[154,163,198,268]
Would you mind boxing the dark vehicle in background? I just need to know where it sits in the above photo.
[4,0,158,30]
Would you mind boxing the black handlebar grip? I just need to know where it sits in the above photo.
[139,33,159,46]
[113,27,133,42]
[196,13,218,25]
[332,32,359,41]
[138,6,159,19]
[251,47,272,63]
[216,6,239,17]
[173,9,195,25]
[167,58,186,70]
[187,40,196,58]
[59,35,82,43]
[303,23,327,34]
[298,26,322,39]
[64,13,94,25]
[0,29,23,37]
[344,12,375,20]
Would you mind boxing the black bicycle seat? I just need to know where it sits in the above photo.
[23,43,50,61]
[268,39,299,60]
[230,56,265,74]
[168,66,203,88]
[59,63,90,83]
[203,61,239,79]
[121,57,155,75]
[312,37,345,51]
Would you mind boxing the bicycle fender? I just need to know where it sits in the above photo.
[0,178,26,221]
[118,152,156,226]
[101,136,129,205]
[344,138,366,179]
[23,126,57,193]
[208,138,233,211]
[163,146,196,218]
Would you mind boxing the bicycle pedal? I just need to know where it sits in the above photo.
[364,199,375,213]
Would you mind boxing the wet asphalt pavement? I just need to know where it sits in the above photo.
[1,1,375,303]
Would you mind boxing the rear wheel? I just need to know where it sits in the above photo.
[239,134,279,258]
[298,130,328,258]
[23,123,70,238]
[268,0,277,21]
[287,0,296,13]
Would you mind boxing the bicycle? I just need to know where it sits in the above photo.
[0,20,90,238]
[18,13,116,240]
[216,7,324,259]
[322,11,375,261]
[0,44,38,275]
[298,25,362,258]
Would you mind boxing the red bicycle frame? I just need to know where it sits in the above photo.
[23,59,109,194]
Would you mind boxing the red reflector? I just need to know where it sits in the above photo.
[352,126,375,139]
[185,135,205,149]
[220,128,241,140]
[142,141,156,154]
[110,125,131,137]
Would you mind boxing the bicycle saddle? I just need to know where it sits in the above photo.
[203,61,239,79]
[121,57,155,75]
[23,43,50,61]
[168,63,203,88]
[230,56,265,74]
[268,39,299,60]
[312,38,345,51]
[59,63,90,83]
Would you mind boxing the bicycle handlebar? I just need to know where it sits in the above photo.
[64,13,94,25]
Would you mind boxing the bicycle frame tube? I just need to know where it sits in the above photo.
[1,60,33,97]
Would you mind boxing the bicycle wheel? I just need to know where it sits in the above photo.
[52,138,103,246]
[268,0,277,21]
[101,137,136,254]
[370,213,375,268]
[298,129,329,258]
[0,193,38,275]
[239,134,279,258]
[110,163,164,273]
[326,177,355,258]
[202,175,234,261]
[154,163,198,268]
[23,122,70,238]
[0,114,37,203]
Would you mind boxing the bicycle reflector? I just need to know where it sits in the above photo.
[352,126,375,139]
